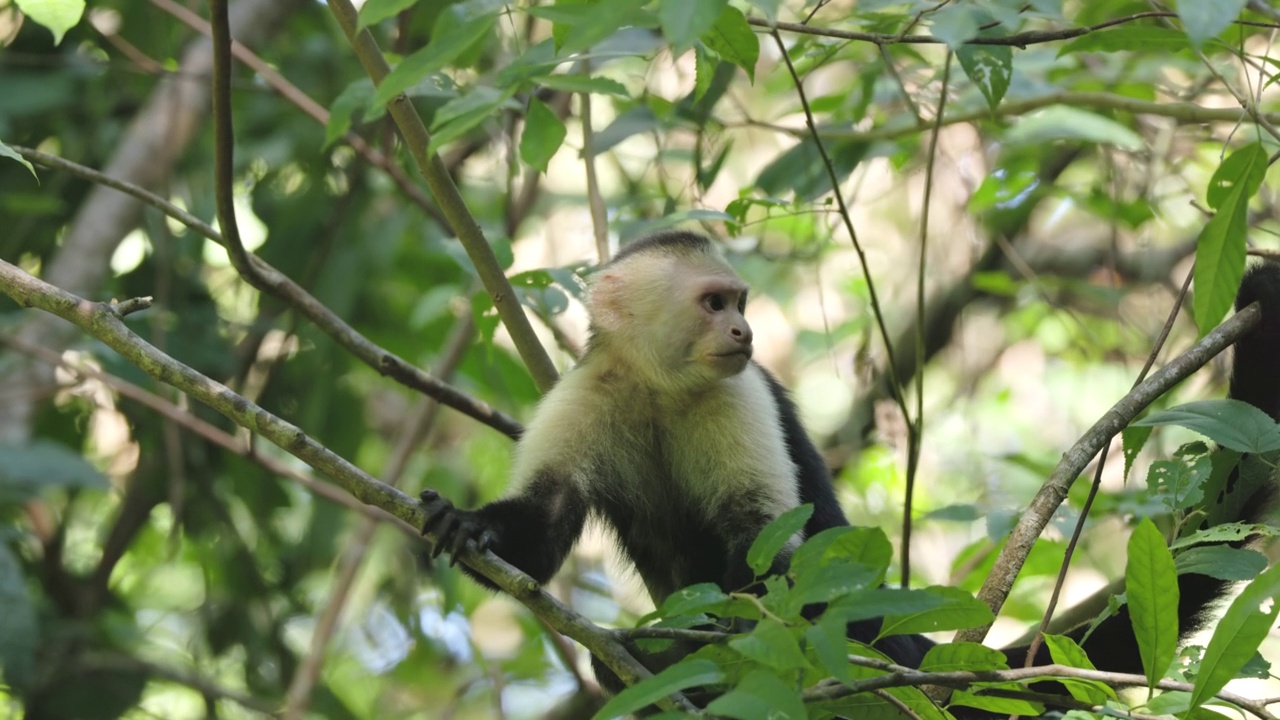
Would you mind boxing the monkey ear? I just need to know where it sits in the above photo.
[588,272,628,332]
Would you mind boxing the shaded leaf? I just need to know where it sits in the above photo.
[1126,518,1179,687]
[592,658,723,719]
[1190,562,1280,709]
[746,503,811,577]
[1135,400,1280,454]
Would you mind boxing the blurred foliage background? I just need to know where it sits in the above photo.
[1,0,1279,717]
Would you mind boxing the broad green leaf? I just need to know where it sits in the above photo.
[829,587,948,624]
[1190,562,1280,708]
[0,440,108,503]
[728,619,809,672]
[1121,425,1152,482]
[660,0,727,55]
[949,688,1043,715]
[746,503,811,577]
[520,99,566,172]
[535,75,629,97]
[15,0,83,44]
[324,78,377,149]
[755,139,869,202]
[1144,454,1208,511]
[1134,400,1280,454]
[427,87,518,154]
[929,4,981,49]
[956,44,1011,111]
[1058,26,1191,56]
[705,669,806,719]
[591,658,723,719]
[0,545,37,686]
[1006,106,1142,149]
[919,642,1008,672]
[694,44,716,101]
[1172,521,1267,550]
[1205,142,1266,210]
[701,6,758,83]
[788,560,880,607]
[533,0,652,56]
[356,0,417,29]
[372,12,497,109]
[650,583,728,620]
[790,525,892,582]
[1192,147,1261,332]
[1043,634,1116,705]
[1126,518,1179,687]
[1177,0,1248,48]
[1176,546,1267,581]
[879,586,994,637]
[0,141,37,180]
[805,618,854,682]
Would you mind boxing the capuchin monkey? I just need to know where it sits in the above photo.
[420,231,1280,714]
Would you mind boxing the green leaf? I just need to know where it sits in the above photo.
[1192,147,1263,332]
[919,642,1008,672]
[700,5,759,83]
[879,586,994,637]
[372,12,497,109]
[929,4,981,49]
[1206,142,1267,210]
[1006,106,1142,149]
[0,545,37,686]
[829,587,949,624]
[427,87,518,154]
[1043,634,1116,705]
[1177,0,1248,48]
[1121,425,1152,482]
[660,0,727,55]
[1126,517,1179,687]
[746,503,812,577]
[1191,561,1280,708]
[728,619,809,672]
[955,44,1011,111]
[650,583,729,620]
[520,99,566,172]
[949,688,1043,716]
[356,0,417,29]
[789,560,880,607]
[1058,26,1192,56]
[535,75,629,97]
[705,669,806,720]
[1134,399,1280,454]
[14,0,84,44]
[1144,455,1208,511]
[0,440,108,504]
[324,78,377,149]
[755,139,869,202]
[1176,546,1267,581]
[806,618,854,683]
[0,141,37,180]
[790,525,892,581]
[591,658,723,719]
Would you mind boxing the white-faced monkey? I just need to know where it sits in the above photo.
[420,231,1280,714]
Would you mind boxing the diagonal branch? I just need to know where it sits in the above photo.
[325,0,559,393]
[0,260,662,704]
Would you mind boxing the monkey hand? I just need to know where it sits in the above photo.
[419,489,496,565]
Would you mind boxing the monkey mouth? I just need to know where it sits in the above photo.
[712,349,753,360]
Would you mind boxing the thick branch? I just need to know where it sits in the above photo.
[325,0,559,393]
[0,260,654,696]
[956,301,1262,642]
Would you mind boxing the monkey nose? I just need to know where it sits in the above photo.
[732,325,753,345]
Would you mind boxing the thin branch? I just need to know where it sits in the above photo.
[79,651,277,716]
[146,0,448,229]
[0,261,662,706]
[902,50,952,588]
[1024,264,1196,667]
[0,334,417,538]
[805,657,1275,719]
[956,300,1263,641]
[769,30,912,430]
[9,145,522,439]
[749,11,1279,47]
[580,63,610,262]
[748,91,1280,143]
[326,0,559,393]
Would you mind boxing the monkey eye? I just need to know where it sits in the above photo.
[703,294,726,312]
[738,293,747,313]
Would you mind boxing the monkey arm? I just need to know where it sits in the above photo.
[420,471,589,589]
